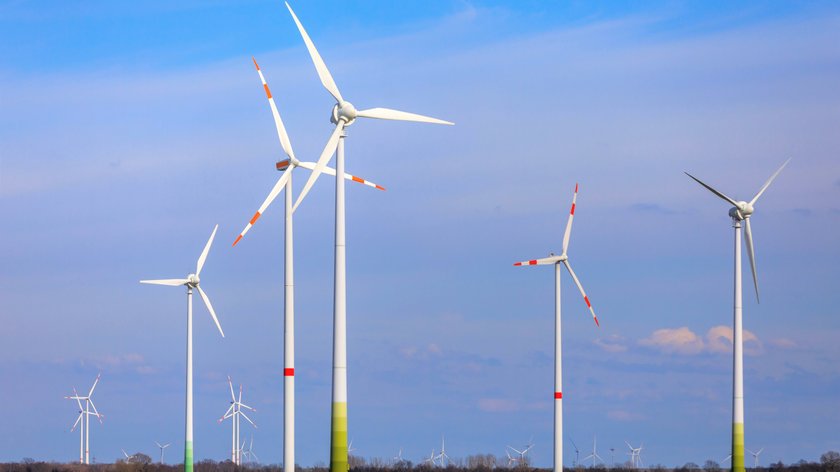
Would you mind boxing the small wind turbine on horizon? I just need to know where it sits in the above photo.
[233,57,384,472]
[154,441,171,464]
[582,436,604,467]
[570,438,580,467]
[65,374,103,465]
[514,184,600,472]
[282,4,452,471]
[507,442,534,467]
[685,159,789,472]
[435,436,451,467]
[140,224,225,472]
[625,441,643,469]
[219,376,257,466]
[747,448,765,468]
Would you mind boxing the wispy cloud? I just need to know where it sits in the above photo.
[639,325,763,355]
[593,335,629,353]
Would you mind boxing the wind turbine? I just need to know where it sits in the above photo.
[570,438,580,467]
[393,448,404,465]
[219,376,257,466]
[507,443,534,467]
[423,449,437,467]
[283,4,452,471]
[435,436,451,467]
[747,448,764,468]
[582,436,604,467]
[140,224,225,472]
[625,442,643,469]
[245,436,260,465]
[514,184,600,472]
[65,374,103,464]
[121,449,136,464]
[155,441,171,464]
[232,57,384,472]
[685,159,789,472]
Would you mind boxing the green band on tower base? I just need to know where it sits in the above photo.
[185,440,194,472]
[331,402,349,472]
[732,423,745,472]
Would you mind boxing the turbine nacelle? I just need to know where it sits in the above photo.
[331,101,357,125]
[729,201,754,220]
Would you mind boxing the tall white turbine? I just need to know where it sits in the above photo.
[283,5,453,471]
[219,376,257,466]
[233,58,384,472]
[140,224,225,472]
[514,184,600,472]
[435,436,451,467]
[685,159,789,472]
[155,441,171,464]
[65,374,103,464]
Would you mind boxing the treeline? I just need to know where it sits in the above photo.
[2,451,839,472]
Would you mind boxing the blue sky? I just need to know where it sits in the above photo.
[1,0,839,467]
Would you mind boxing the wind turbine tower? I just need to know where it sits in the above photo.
[282,4,453,471]
[514,184,600,472]
[685,159,789,472]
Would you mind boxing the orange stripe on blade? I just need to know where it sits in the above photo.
[252,57,260,70]
[351,176,363,183]
[250,212,261,225]
[263,84,272,99]
[375,185,385,191]
[232,235,243,247]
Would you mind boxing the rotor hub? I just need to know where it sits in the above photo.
[187,274,200,287]
[331,101,357,125]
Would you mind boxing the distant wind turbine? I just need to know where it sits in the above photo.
[685,159,789,472]
[747,448,764,468]
[65,374,103,465]
[154,441,170,464]
[582,436,604,467]
[219,376,256,465]
[140,224,225,472]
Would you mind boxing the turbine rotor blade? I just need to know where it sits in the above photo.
[562,183,578,255]
[87,373,101,397]
[297,161,386,191]
[253,57,296,160]
[240,411,257,428]
[71,412,82,431]
[233,166,294,247]
[750,158,791,205]
[744,218,760,303]
[228,376,236,401]
[196,224,219,276]
[356,107,453,125]
[140,279,189,286]
[513,256,562,266]
[71,387,83,411]
[684,172,739,207]
[293,122,344,212]
[562,259,600,326]
[197,286,225,337]
[285,2,343,103]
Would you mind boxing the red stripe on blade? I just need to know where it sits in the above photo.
[575,183,579,192]
[555,392,563,399]
[584,295,591,308]
[250,212,261,225]
[284,368,294,377]
[529,260,538,265]
[594,316,600,327]
[513,262,522,266]
[570,203,576,215]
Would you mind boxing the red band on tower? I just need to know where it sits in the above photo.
[284,368,295,377]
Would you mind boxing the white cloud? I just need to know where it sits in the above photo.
[477,398,519,413]
[639,326,763,356]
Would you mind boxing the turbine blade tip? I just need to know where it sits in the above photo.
[252,57,259,69]
[232,235,243,247]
